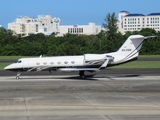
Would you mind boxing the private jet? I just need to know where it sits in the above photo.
[4,35,155,79]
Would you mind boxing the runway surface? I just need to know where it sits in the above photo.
[0,70,160,120]
[1,68,160,77]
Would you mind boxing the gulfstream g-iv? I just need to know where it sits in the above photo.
[4,35,155,79]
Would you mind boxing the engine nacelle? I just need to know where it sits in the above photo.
[84,54,106,61]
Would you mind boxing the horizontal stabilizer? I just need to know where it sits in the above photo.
[144,36,156,39]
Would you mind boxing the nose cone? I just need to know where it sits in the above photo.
[4,64,15,71]
[4,65,11,70]
[4,63,23,71]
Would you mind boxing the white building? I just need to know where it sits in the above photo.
[8,15,60,36]
[58,23,101,36]
[118,11,160,34]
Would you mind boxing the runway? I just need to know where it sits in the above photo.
[1,68,160,76]
[0,73,160,120]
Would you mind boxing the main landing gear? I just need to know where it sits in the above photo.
[79,71,86,79]
[16,72,21,79]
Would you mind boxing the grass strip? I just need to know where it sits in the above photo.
[0,63,12,70]
[138,55,160,58]
[0,56,31,59]
[112,61,160,68]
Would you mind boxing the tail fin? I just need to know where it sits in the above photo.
[116,35,154,61]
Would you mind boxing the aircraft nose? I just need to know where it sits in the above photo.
[4,66,9,70]
[4,65,11,70]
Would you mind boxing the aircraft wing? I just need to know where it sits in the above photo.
[27,66,53,72]
[58,68,100,72]
[58,55,114,72]
[27,66,100,72]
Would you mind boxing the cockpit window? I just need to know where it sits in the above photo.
[14,60,22,63]
[14,60,18,63]
[18,60,22,63]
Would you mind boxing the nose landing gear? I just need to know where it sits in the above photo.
[16,72,21,79]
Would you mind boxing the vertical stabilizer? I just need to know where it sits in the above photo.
[116,35,145,61]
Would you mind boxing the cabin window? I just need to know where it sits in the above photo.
[64,61,68,64]
[43,62,47,65]
[57,62,61,64]
[36,62,40,65]
[71,61,75,64]
[50,62,54,65]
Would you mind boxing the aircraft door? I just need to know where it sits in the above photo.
[23,60,29,70]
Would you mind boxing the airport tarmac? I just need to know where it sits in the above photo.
[0,73,160,120]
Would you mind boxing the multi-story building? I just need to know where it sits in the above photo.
[8,16,101,36]
[8,15,60,36]
[118,11,160,34]
[58,22,101,36]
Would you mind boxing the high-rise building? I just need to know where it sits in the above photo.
[118,11,160,34]
[8,15,60,36]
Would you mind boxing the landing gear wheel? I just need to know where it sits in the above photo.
[79,71,86,79]
[16,76,19,79]
[81,75,86,79]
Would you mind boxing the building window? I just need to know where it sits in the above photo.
[75,28,77,33]
[77,28,78,33]
[36,24,38,32]
[68,28,71,33]
[80,28,82,33]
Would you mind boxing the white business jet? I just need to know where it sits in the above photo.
[4,35,154,79]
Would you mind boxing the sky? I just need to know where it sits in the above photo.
[0,0,160,28]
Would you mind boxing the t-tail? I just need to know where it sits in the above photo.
[112,35,155,63]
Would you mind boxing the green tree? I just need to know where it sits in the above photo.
[103,12,118,40]
[140,28,157,36]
